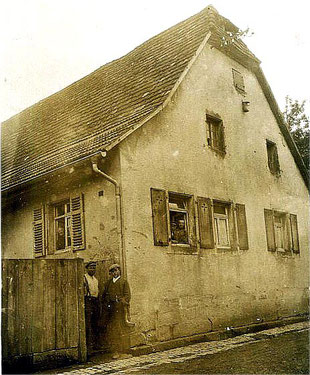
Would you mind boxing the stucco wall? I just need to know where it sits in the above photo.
[119,44,309,346]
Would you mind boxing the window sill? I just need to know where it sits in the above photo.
[55,248,71,254]
[216,246,238,252]
[209,147,226,156]
[170,244,198,255]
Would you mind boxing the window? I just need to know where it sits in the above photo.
[197,198,249,251]
[266,140,280,175]
[206,115,225,154]
[150,189,196,249]
[32,194,85,256]
[213,202,230,248]
[169,194,190,245]
[232,68,245,94]
[264,209,299,254]
[151,188,249,252]
[54,200,72,250]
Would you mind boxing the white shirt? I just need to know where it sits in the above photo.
[113,275,121,283]
[84,273,99,297]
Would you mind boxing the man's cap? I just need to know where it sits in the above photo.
[109,263,121,272]
[85,261,97,268]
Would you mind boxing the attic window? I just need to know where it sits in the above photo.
[232,69,245,94]
[266,140,280,175]
[206,115,226,154]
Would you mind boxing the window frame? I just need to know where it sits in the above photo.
[54,199,72,252]
[213,201,231,249]
[168,192,191,246]
[266,140,281,176]
[264,209,299,255]
[206,114,226,155]
[32,194,85,257]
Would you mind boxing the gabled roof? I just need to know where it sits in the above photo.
[1,6,307,191]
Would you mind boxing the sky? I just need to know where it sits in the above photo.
[1,0,309,122]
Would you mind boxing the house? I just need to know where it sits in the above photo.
[1,5,309,350]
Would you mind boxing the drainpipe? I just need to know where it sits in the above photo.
[91,151,127,279]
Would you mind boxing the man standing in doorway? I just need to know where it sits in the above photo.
[102,264,132,359]
[84,261,100,355]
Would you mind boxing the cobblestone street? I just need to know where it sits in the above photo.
[47,321,308,375]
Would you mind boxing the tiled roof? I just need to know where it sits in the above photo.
[2,6,292,192]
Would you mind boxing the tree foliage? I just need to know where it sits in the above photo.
[283,96,309,170]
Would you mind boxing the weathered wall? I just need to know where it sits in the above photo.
[1,149,121,289]
[119,44,309,346]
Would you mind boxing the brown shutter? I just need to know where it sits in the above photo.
[228,203,238,251]
[70,194,85,251]
[33,206,45,257]
[151,188,169,246]
[219,122,225,153]
[264,209,276,251]
[235,204,249,250]
[283,214,292,253]
[290,214,300,254]
[197,197,214,249]
[187,197,197,248]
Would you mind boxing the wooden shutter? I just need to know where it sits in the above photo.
[228,203,237,251]
[70,194,85,251]
[151,188,169,246]
[290,214,300,254]
[264,209,276,251]
[33,206,45,257]
[232,69,245,92]
[187,197,197,248]
[235,204,249,250]
[197,197,214,249]
[283,214,292,253]
[218,122,225,153]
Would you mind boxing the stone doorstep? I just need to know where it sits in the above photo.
[130,314,308,356]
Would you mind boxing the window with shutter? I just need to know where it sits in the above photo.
[264,209,297,255]
[33,206,45,257]
[235,203,249,250]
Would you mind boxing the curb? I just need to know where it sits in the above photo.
[130,314,308,356]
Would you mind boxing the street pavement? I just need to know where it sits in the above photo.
[49,321,308,375]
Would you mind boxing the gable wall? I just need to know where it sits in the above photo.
[119,44,309,345]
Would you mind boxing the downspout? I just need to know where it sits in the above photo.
[91,151,127,279]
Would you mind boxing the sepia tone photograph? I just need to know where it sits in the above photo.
[1,1,309,374]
